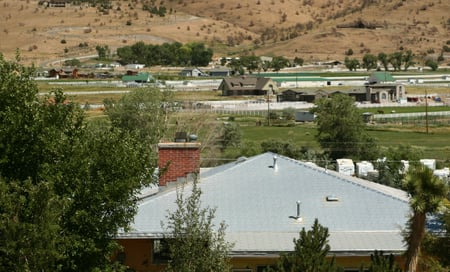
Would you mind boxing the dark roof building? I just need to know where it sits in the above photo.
[219,77,278,96]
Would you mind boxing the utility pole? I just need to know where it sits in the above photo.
[267,90,270,126]
[425,89,429,134]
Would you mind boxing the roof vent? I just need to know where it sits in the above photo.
[289,201,302,222]
[273,156,278,170]
[326,195,339,202]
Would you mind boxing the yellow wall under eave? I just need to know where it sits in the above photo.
[116,239,406,272]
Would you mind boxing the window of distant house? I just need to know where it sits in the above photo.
[381,93,387,100]
[233,269,252,272]
[152,239,170,264]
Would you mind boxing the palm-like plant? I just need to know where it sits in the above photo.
[402,165,447,272]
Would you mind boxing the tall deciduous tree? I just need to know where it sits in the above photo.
[270,218,339,272]
[362,53,378,71]
[0,54,157,271]
[378,52,389,71]
[163,180,233,272]
[313,94,378,160]
[402,165,447,272]
[104,87,173,146]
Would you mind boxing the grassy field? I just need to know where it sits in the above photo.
[237,122,450,163]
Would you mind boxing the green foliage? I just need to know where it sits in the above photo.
[313,94,378,160]
[64,58,81,67]
[270,218,340,272]
[103,87,173,145]
[402,50,415,71]
[374,145,422,188]
[240,55,261,74]
[389,52,403,71]
[271,56,290,72]
[362,53,378,71]
[0,179,64,271]
[163,180,233,272]
[378,52,389,71]
[221,122,242,149]
[402,165,448,272]
[0,54,157,271]
[425,59,438,71]
[116,41,213,66]
[365,250,402,272]
[344,57,359,71]
[293,57,304,66]
[95,45,110,60]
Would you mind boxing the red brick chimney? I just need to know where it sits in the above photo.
[157,142,201,186]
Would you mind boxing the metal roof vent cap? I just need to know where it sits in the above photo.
[289,201,303,222]
[273,155,278,170]
[326,195,339,202]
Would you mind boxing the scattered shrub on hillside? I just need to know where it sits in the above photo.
[60,39,66,44]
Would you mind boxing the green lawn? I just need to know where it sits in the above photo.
[239,122,450,162]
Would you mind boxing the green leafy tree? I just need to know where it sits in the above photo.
[163,180,233,272]
[271,56,290,72]
[402,165,448,272]
[95,45,110,60]
[104,87,173,145]
[362,53,378,71]
[188,42,213,66]
[313,94,378,160]
[0,54,157,271]
[270,218,340,272]
[0,179,64,271]
[389,52,403,71]
[375,145,422,188]
[425,59,438,71]
[64,58,81,67]
[221,122,242,150]
[293,57,304,66]
[366,250,402,272]
[378,52,389,71]
[344,57,359,71]
[402,50,415,71]
[228,58,243,75]
[240,55,261,74]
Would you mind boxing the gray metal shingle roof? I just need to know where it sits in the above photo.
[120,153,410,255]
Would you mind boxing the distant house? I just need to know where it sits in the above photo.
[121,72,153,83]
[208,67,231,77]
[366,72,405,103]
[115,144,411,272]
[125,64,145,70]
[47,68,77,79]
[277,89,328,102]
[219,77,278,96]
[179,67,206,77]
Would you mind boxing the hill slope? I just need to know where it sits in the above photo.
[0,0,448,66]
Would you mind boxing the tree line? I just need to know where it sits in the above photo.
[344,50,441,71]
[116,41,213,67]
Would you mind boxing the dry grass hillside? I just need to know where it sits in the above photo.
[0,0,449,66]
